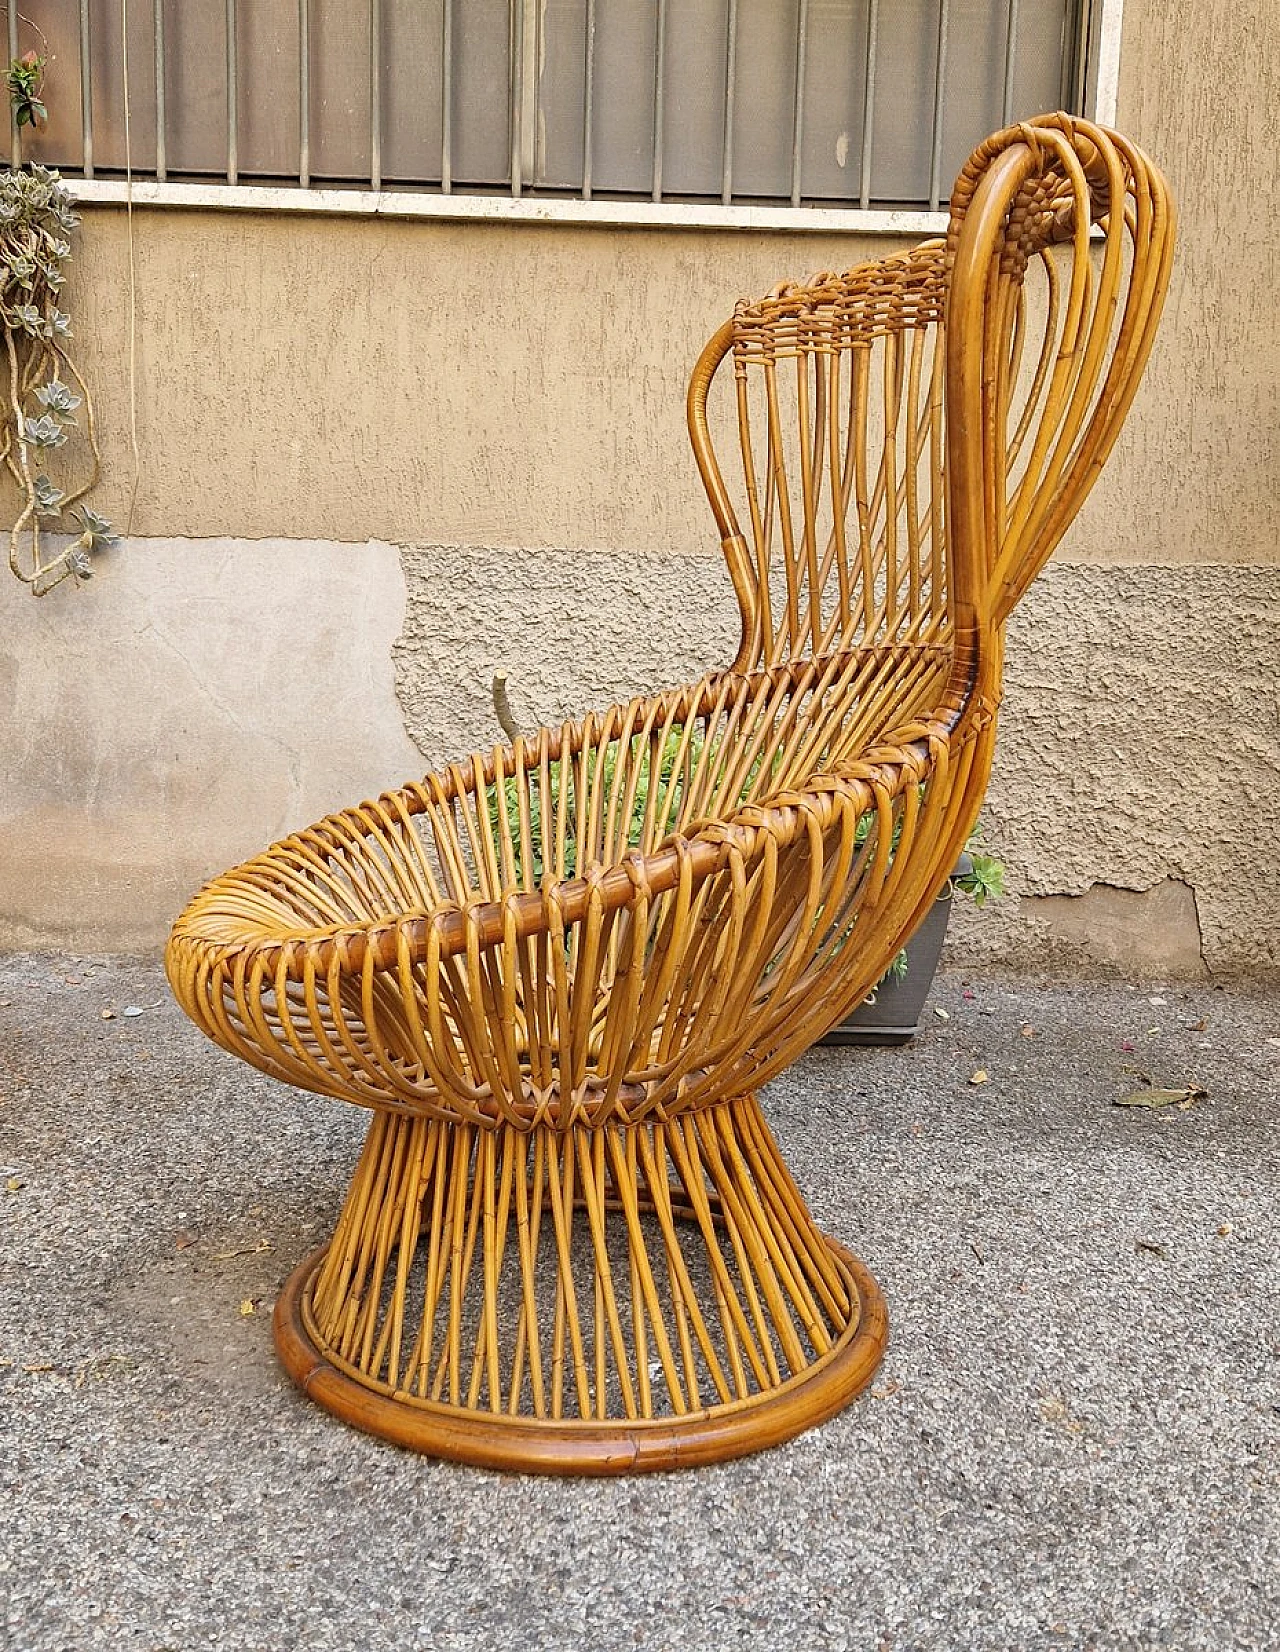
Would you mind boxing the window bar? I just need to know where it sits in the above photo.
[370,0,381,190]
[789,0,809,207]
[441,0,453,193]
[8,3,19,168]
[581,0,595,198]
[721,0,737,205]
[298,0,310,188]
[927,0,949,211]
[1066,0,1090,113]
[858,0,878,209]
[79,0,93,177]
[153,0,167,180]
[225,0,237,184]
[509,0,522,196]
[651,0,666,201]
[1001,0,1019,123]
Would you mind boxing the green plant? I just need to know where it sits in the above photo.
[955,843,1005,906]
[6,52,46,131]
[486,727,703,886]
[0,162,112,594]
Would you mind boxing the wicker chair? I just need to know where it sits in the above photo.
[167,115,1173,1474]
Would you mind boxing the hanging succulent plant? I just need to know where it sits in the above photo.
[1,159,113,595]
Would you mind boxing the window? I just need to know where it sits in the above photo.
[15,1,1101,217]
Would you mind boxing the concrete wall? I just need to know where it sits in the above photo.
[2,0,1277,973]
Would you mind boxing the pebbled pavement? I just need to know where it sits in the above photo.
[1,952,1277,1652]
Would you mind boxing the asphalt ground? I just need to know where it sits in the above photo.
[1,952,1277,1652]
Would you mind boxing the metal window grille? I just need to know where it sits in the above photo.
[15,0,1089,213]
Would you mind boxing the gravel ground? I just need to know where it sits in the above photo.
[1,952,1277,1652]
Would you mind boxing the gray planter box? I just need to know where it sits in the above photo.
[819,853,973,1047]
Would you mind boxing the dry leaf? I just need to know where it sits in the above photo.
[238,1299,257,1317]
[5,1176,23,1193]
[969,1069,989,1086]
[1115,1085,1205,1110]
[1039,1394,1084,1434]
[100,1007,116,1020]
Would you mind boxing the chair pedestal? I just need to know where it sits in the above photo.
[273,1094,887,1473]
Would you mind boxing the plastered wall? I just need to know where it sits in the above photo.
[2,0,1277,973]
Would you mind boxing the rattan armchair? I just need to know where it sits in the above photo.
[167,115,1173,1474]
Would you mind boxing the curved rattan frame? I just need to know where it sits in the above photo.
[167,115,1174,1474]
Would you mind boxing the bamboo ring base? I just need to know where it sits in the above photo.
[272,1095,888,1474]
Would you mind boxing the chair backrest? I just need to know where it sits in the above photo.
[687,114,1175,676]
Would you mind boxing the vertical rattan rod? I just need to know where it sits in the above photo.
[651,0,666,201]
[298,0,310,187]
[369,0,381,189]
[7,2,19,168]
[441,0,452,192]
[581,0,594,197]
[789,0,809,207]
[153,0,167,179]
[928,0,949,211]
[1001,0,1019,124]
[225,0,237,184]
[79,0,93,176]
[721,0,737,205]
[858,0,878,209]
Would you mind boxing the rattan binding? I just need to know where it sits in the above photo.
[167,115,1174,1474]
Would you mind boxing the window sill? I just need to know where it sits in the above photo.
[67,177,948,237]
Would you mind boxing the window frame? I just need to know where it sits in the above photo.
[53,0,1123,235]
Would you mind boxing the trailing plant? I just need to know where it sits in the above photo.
[3,65,113,595]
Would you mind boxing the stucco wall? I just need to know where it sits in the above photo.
[1088,0,1280,570]
[0,541,419,950]
[955,564,1280,976]
[2,0,1277,973]
[63,210,889,554]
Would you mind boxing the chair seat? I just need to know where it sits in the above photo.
[168,643,958,1128]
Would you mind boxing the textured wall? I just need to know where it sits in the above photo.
[393,543,738,763]
[1074,0,1280,568]
[395,552,1280,978]
[950,564,1280,977]
[0,540,420,949]
[5,539,1269,964]
[52,210,890,555]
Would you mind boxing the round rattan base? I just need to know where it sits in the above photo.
[271,1095,888,1474]
[275,1237,887,1474]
